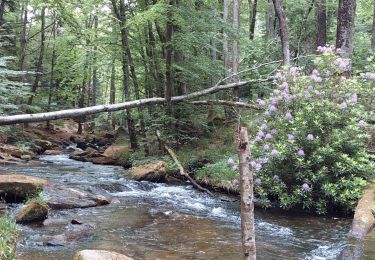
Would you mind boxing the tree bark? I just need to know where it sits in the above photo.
[335,0,356,59]
[372,2,375,52]
[316,0,327,48]
[223,0,229,79]
[27,7,46,106]
[19,1,28,71]
[46,13,57,129]
[238,127,256,260]
[109,57,116,129]
[272,0,290,66]
[249,0,258,40]
[266,0,276,40]
[165,0,174,116]
[92,14,98,107]
[232,0,240,100]
[111,0,138,149]
[0,79,270,125]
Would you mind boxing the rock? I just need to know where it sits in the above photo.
[73,250,133,260]
[350,187,375,239]
[0,145,35,159]
[45,185,110,209]
[34,139,53,150]
[94,183,131,193]
[0,174,47,203]
[128,161,168,182]
[44,149,62,155]
[103,145,130,157]
[90,156,116,165]
[16,201,48,223]
[20,154,32,160]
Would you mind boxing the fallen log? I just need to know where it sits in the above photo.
[191,100,261,110]
[0,78,270,125]
[156,130,213,196]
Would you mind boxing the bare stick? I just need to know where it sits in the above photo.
[156,130,213,196]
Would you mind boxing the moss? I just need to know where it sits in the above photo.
[0,213,18,260]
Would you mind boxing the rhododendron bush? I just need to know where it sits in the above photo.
[249,48,375,215]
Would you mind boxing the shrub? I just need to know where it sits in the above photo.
[249,47,375,215]
[0,212,18,260]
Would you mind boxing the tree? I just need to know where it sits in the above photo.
[316,0,327,48]
[232,0,240,100]
[372,2,375,51]
[336,0,357,59]
[248,0,258,40]
[272,0,290,66]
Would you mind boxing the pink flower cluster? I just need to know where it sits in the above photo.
[360,72,375,80]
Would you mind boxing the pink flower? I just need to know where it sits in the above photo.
[302,183,311,190]
[297,149,305,156]
[263,144,271,151]
[271,149,279,156]
[307,134,314,141]
[257,131,265,138]
[285,112,293,120]
[271,128,277,135]
[250,161,257,168]
[255,178,262,185]
[281,82,289,89]
[261,123,268,130]
[351,94,358,104]
[269,105,277,112]
[288,134,294,141]
[339,102,347,109]
[273,175,280,181]
[257,99,266,106]
[255,163,262,170]
[227,158,234,166]
[265,133,273,140]
[358,120,366,127]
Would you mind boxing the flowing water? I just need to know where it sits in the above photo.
[0,154,363,259]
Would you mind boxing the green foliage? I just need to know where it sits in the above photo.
[195,160,238,182]
[0,212,18,260]
[250,51,375,215]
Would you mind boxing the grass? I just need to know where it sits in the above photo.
[0,213,18,260]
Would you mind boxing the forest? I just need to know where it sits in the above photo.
[0,0,375,259]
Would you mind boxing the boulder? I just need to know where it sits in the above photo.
[103,146,130,157]
[128,161,168,182]
[44,149,63,155]
[33,139,53,150]
[73,250,133,260]
[16,201,48,223]
[0,145,35,159]
[350,187,375,239]
[45,185,110,209]
[20,154,32,160]
[0,174,47,203]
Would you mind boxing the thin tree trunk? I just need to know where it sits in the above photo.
[109,58,116,130]
[111,0,138,149]
[46,13,57,129]
[19,1,28,71]
[335,0,356,59]
[92,14,98,106]
[223,0,229,79]
[371,2,375,51]
[249,0,258,40]
[232,0,240,101]
[266,0,276,40]
[27,7,46,107]
[165,0,174,116]
[0,1,5,24]
[272,0,290,66]
[316,0,327,48]
[238,127,256,260]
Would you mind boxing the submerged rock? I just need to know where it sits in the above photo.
[0,144,35,159]
[45,185,110,209]
[73,250,133,260]
[0,174,47,203]
[128,161,168,182]
[16,201,48,223]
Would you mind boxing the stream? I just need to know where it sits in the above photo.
[0,154,370,259]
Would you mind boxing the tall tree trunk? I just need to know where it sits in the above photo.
[165,0,174,116]
[0,1,5,24]
[371,2,375,51]
[19,1,28,71]
[266,0,276,40]
[46,13,57,129]
[335,0,356,59]
[111,0,138,149]
[232,0,240,101]
[238,127,256,260]
[109,58,116,130]
[272,0,290,66]
[316,0,327,48]
[92,14,98,107]
[223,0,229,79]
[27,7,46,107]
[147,22,164,97]
[249,0,258,40]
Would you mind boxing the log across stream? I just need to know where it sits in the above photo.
[1,154,368,259]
